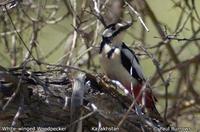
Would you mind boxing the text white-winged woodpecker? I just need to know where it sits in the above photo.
[99,21,161,117]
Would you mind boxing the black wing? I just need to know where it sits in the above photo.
[120,43,145,82]
[99,37,111,53]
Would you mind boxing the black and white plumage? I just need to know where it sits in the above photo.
[0,0,18,11]
[99,22,145,91]
[120,43,146,82]
[99,22,159,115]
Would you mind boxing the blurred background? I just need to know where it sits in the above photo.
[0,0,200,130]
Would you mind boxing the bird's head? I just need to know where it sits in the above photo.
[102,21,132,44]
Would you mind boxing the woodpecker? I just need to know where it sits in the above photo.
[99,22,160,116]
[0,0,18,11]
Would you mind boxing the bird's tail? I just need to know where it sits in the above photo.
[132,83,162,120]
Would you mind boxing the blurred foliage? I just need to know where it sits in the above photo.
[0,0,200,130]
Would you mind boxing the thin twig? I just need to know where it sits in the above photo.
[124,0,149,32]
[140,46,169,121]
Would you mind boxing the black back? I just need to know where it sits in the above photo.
[120,43,145,82]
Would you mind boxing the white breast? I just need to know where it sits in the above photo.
[99,45,137,87]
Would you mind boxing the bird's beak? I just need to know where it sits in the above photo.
[112,21,132,37]
[102,21,133,39]
[117,21,132,32]
[102,29,113,38]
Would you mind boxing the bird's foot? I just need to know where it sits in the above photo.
[110,80,129,95]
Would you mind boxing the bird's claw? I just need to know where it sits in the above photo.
[111,80,129,95]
